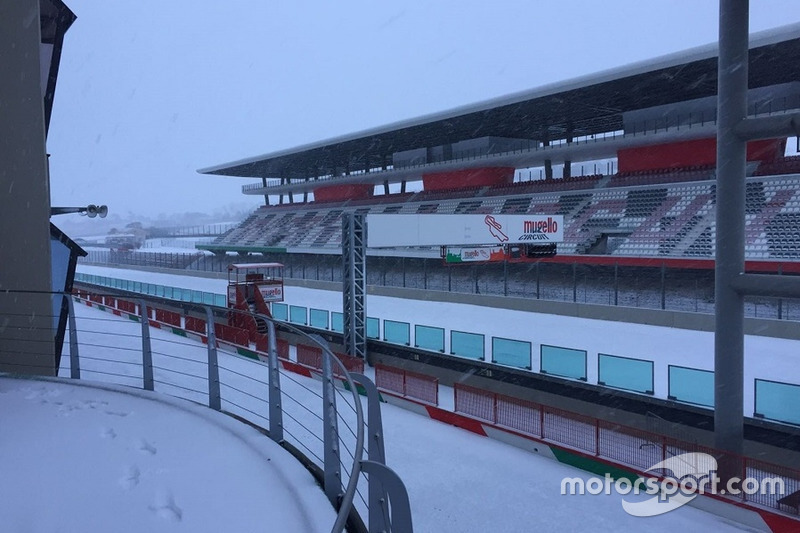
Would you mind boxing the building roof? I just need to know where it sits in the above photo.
[199,23,800,185]
[40,0,77,136]
[50,223,88,258]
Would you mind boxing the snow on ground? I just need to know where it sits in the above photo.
[48,300,762,532]
[0,376,334,533]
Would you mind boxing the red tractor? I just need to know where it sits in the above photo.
[227,263,284,337]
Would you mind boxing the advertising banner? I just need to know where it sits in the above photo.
[259,285,283,302]
[367,214,564,247]
[445,246,507,263]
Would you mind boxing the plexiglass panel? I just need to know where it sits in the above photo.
[598,353,654,393]
[289,305,307,325]
[540,345,586,380]
[366,317,380,339]
[384,320,410,345]
[451,330,484,360]
[755,379,800,426]
[310,308,329,329]
[271,303,288,321]
[668,365,713,407]
[492,337,531,369]
[331,312,344,333]
[415,325,444,352]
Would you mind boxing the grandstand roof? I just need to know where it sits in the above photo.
[200,23,800,185]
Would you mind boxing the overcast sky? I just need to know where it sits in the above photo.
[47,1,800,220]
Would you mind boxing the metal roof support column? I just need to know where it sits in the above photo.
[342,212,367,361]
[714,0,748,469]
[261,177,269,206]
[564,130,573,178]
[540,127,553,180]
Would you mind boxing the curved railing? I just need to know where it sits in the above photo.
[1,288,412,532]
[270,317,366,532]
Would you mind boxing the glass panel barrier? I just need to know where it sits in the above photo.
[492,337,531,369]
[755,379,800,426]
[366,317,380,339]
[668,365,713,407]
[272,303,288,321]
[384,320,410,345]
[415,325,444,352]
[331,312,344,333]
[540,345,587,381]
[310,308,329,329]
[598,353,654,394]
[75,275,230,312]
[451,330,484,360]
[289,305,307,325]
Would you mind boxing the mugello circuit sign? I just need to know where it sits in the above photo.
[366,214,564,247]
[259,285,283,302]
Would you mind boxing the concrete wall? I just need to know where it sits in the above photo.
[0,0,55,375]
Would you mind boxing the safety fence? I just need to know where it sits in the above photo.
[374,364,439,406]
[453,383,800,516]
[3,288,413,533]
[296,343,365,377]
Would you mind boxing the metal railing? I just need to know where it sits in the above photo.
[1,289,413,533]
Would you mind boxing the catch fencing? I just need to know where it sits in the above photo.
[375,364,439,406]
[453,383,800,516]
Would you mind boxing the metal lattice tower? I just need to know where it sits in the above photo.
[342,212,367,360]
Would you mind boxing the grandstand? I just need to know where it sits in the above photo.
[198,24,800,271]
[198,170,800,261]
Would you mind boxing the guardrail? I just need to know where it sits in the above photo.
[1,289,413,533]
